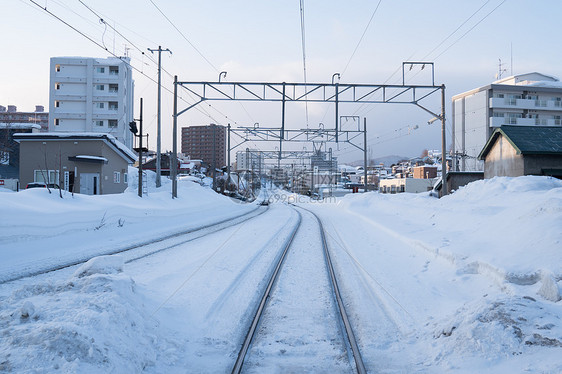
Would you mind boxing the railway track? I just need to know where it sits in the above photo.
[231,205,367,373]
[0,204,267,284]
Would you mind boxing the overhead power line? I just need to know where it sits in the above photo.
[148,0,220,73]
[432,0,507,61]
[27,0,223,124]
[341,0,383,77]
[299,0,309,127]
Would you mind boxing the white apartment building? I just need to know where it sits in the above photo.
[452,72,562,171]
[49,57,134,149]
[236,149,264,171]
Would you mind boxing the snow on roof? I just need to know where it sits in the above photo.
[0,123,41,130]
[74,155,108,162]
[493,72,560,86]
[13,132,136,162]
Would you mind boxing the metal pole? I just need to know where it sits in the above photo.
[227,123,231,192]
[172,76,178,198]
[212,124,217,192]
[335,83,339,143]
[148,46,171,188]
[441,84,448,196]
[138,98,143,198]
[364,117,368,193]
[279,83,285,169]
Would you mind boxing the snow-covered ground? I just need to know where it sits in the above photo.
[0,173,561,372]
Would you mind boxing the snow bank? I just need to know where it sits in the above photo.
[0,266,174,373]
[429,295,562,372]
[0,168,255,282]
[337,176,562,290]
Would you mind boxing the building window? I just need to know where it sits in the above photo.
[108,102,118,110]
[55,64,61,72]
[108,119,118,128]
[97,67,105,73]
[96,102,105,109]
[95,120,104,126]
[123,173,128,184]
[54,118,60,126]
[55,83,61,90]
[96,84,105,91]
[109,84,118,93]
[55,101,60,108]
[113,171,121,183]
[34,170,60,184]
[109,66,119,75]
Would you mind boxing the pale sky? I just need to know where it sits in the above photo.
[3,0,562,163]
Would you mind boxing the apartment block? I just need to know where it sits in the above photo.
[452,72,562,171]
[49,57,134,149]
[236,149,264,171]
[0,105,48,132]
[181,124,226,169]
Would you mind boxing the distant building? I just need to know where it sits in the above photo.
[452,72,562,172]
[379,178,433,194]
[236,149,264,171]
[181,124,226,170]
[311,150,337,171]
[478,125,562,179]
[0,105,48,132]
[413,166,437,179]
[49,57,134,149]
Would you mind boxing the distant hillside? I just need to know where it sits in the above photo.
[348,155,409,167]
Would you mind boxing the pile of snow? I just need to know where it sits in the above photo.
[338,176,562,287]
[332,175,562,371]
[0,255,175,372]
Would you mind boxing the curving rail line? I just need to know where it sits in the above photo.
[0,204,268,284]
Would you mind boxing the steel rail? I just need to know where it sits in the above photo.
[231,209,302,374]
[296,205,367,374]
[0,204,267,284]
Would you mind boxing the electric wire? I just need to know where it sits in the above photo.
[341,0,383,78]
[342,0,506,160]
[148,0,220,73]
[28,0,227,125]
[78,0,159,66]
[320,0,383,125]
[299,0,309,128]
[146,0,255,125]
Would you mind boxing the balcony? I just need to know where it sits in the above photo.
[489,117,562,127]
[490,97,562,111]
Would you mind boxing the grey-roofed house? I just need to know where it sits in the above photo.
[478,125,562,179]
[13,133,136,194]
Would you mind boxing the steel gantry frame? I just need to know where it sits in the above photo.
[172,63,447,197]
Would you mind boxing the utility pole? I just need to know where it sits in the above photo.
[227,123,231,193]
[172,76,178,198]
[138,98,143,197]
[441,84,448,196]
[212,124,217,192]
[148,46,172,188]
[364,118,368,193]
